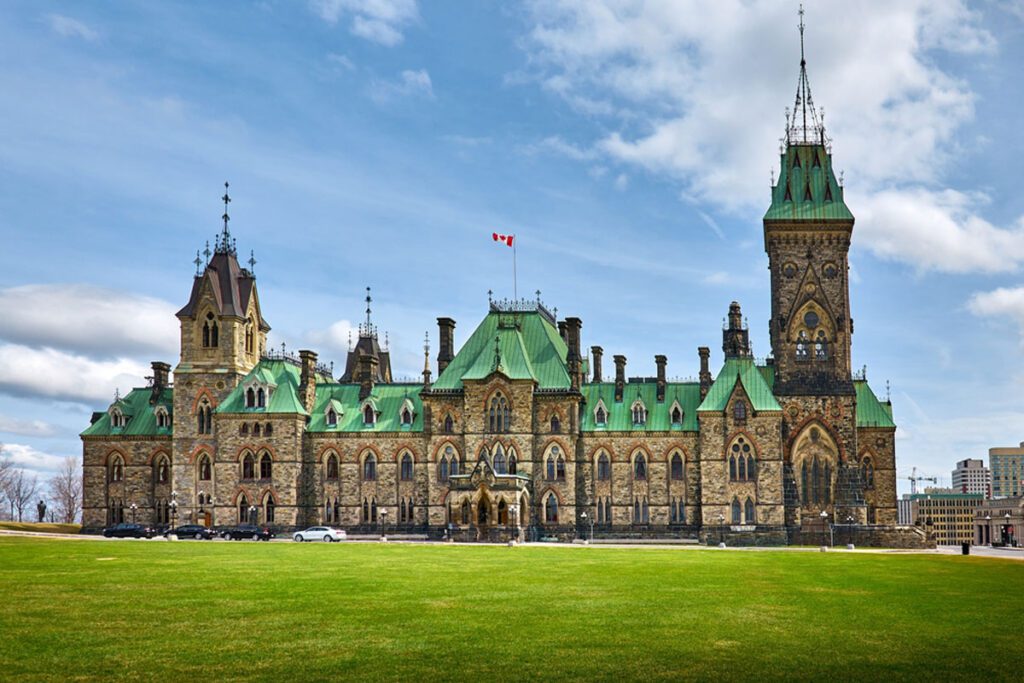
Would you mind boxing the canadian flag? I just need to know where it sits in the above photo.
[492,232,514,247]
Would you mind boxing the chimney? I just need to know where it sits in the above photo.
[150,361,171,404]
[564,317,582,390]
[558,320,567,343]
[298,350,318,412]
[655,355,667,402]
[698,347,712,400]
[613,354,626,402]
[591,346,603,383]
[358,351,378,400]
[436,317,455,375]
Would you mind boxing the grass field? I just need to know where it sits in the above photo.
[1,537,1022,681]
[0,521,82,534]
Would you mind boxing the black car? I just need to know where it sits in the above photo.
[169,524,217,540]
[221,524,274,541]
[102,523,155,539]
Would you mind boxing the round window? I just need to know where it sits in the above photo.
[803,310,820,328]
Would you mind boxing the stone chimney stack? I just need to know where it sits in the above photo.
[591,346,603,383]
[558,320,567,343]
[564,317,582,390]
[436,317,455,375]
[298,350,318,413]
[614,354,626,402]
[698,347,712,400]
[150,361,171,404]
[655,355,667,402]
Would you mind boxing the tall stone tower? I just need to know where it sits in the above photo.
[171,184,270,523]
[764,13,863,527]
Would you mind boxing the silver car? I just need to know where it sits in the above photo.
[293,526,346,542]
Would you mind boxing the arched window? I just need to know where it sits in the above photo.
[253,423,261,437]
[738,454,747,480]
[110,456,124,483]
[242,452,255,480]
[363,453,377,481]
[823,461,832,504]
[264,423,272,436]
[632,401,647,425]
[801,460,809,505]
[598,499,605,524]
[747,455,756,480]
[363,404,375,426]
[488,393,511,433]
[246,388,256,408]
[676,499,685,524]
[556,454,565,481]
[815,330,828,359]
[597,452,610,481]
[595,405,607,426]
[812,456,821,504]
[633,453,647,480]
[493,448,506,474]
[728,436,754,481]
[671,405,683,426]
[155,408,169,429]
[264,495,275,523]
[400,453,413,481]
[326,409,338,427]
[245,317,254,354]
[439,457,449,482]
[370,498,378,523]
[198,454,211,481]
[745,498,756,524]
[642,498,649,523]
[670,452,684,480]
[401,407,413,426]
[551,415,561,433]
[796,330,809,360]
[508,451,517,475]
[861,456,875,489]
[546,456,555,481]
[257,388,266,408]
[729,455,737,480]
[334,498,341,524]
[443,414,454,433]
[155,456,169,483]
[196,399,213,435]
[362,498,370,523]
[259,453,272,480]
[203,313,218,348]
[400,499,407,523]
[498,499,508,525]
[733,400,747,421]
[240,423,249,436]
[545,495,558,523]
[326,454,339,480]
[450,449,459,476]
[731,498,741,524]
[461,499,471,525]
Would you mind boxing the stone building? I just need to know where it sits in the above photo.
[80,35,926,547]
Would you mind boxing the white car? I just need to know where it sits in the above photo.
[293,526,346,542]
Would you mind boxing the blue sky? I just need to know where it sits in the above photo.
[2,1,1024,493]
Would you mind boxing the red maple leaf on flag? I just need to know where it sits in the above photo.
[492,232,514,247]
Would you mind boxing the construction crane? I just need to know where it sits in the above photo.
[907,466,938,495]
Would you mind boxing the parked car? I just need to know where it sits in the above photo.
[169,524,217,540]
[102,523,155,539]
[221,524,274,541]
[293,527,346,542]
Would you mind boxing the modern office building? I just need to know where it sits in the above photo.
[903,490,982,546]
[989,444,1024,498]
[952,458,990,497]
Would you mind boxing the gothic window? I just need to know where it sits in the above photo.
[597,452,610,481]
[729,455,737,480]
[155,408,169,429]
[595,405,607,426]
[812,456,821,504]
[264,495,275,524]
[362,499,370,523]
[488,393,511,433]
[642,498,649,523]
[551,415,561,434]
[633,498,640,523]
[334,499,341,524]
[400,406,413,426]
[745,498,756,524]
[238,495,249,524]
[450,449,459,476]
[546,456,555,481]
[363,404,375,426]
[400,499,407,523]
[259,453,272,480]
[598,499,604,524]
[634,453,647,481]
[731,498,741,524]
[198,454,211,481]
[728,436,754,481]
[498,499,508,525]
[815,330,828,360]
[604,498,612,525]
[738,455,747,480]
[676,499,685,524]
[370,498,377,523]
[257,388,266,408]
[362,453,377,481]
[439,457,449,483]
[264,423,272,436]
[326,454,339,480]
[461,499,471,525]
[508,450,517,475]
[631,400,647,426]
[545,495,559,524]
[246,388,256,408]
[242,452,255,480]
[733,400,747,421]
[202,313,219,348]
[197,399,213,435]
[671,452,684,481]
[671,405,682,426]
[443,414,454,433]
[796,330,809,360]
[110,455,124,483]
[801,460,809,505]
[862,456,875,489]
[556,454,565,481]
[245,317,255,355]
[327,409,338,427]
[493,447,506,474]
[400,453,413,481]
[240,423,249,436]
[253,423,261,437]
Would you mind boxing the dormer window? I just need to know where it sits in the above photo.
[244,381,271,410]
[257,388,266,408]
[631,400,647,426]
[246,388,256,408]
[327,409,338,427]
[594,400,608,427]
[400,400,414,427]
[154,407,170,429]
[363,404,376,426]
[110,408,126,429]
[670,404,683,426]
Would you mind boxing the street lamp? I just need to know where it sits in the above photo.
[985,514,991,545]
[819,510,828,551]
[1005,512,1012,546]
[379,508,388,541]
[169,491,178,533]
[717,513,725,548]
[846,515,855,550]
[130,502,138,524]
[249,505,257,526]
[510,503,520,544]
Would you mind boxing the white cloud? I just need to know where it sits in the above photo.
[311,0,418,46]
[525,135,597,161]
[326,53,355,72]
[0,344,149,404]
[0,415,58,438]
[307,319,357,357]
[613,173,629,191]
[369,69,434,104]
[0,284,178,358]
[520,1,1023,273]
[968,286,1024,341]
[1,443,68,476]
[46,14,98,42]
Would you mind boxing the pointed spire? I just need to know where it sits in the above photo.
[194,250,202,276]
[422,331,432,387]
[215,181,235,254]
[787,4,825,146]
[248,249,257,274]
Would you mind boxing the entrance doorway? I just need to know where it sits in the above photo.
[478,499,490,525]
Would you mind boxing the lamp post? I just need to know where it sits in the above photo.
[985,514,991,545]
[379,508,388,542]
[717,513,725,548]
[819,510,828,551]
[169,491,178,533]
[510,503,520,544]
[249,505,257,526]
[1005,512,1012,546]
[130,502,138,525]
[846,515,855,550]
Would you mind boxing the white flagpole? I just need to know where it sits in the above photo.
[513,237,517,300]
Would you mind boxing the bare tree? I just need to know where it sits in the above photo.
[0,444,12,520]
[49,456,83,524]
[8,469,40,522]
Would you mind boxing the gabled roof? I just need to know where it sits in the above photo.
[176,250,269,329]
[81,387,173,437]
[432,310,571,390]
[217,360,321,416]
[764,143,853,222]
[698,358,781,413]
[854,380,896,428]
[308,383,423,432]
[581,382,702,432]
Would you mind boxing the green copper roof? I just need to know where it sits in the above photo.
[217,360,325,416]
[764,144,853,222]
[432,310,571,390]
[308,383,423,433]
[581,382,701,432]
[698,358,781,413]
[81,387,173,437]
[854,380,896,428]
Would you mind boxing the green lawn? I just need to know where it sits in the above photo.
[1,538,1021,681]
[0,521,81,534]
